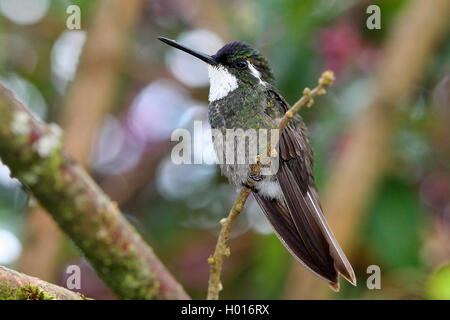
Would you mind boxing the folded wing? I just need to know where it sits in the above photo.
[255,88,356,290]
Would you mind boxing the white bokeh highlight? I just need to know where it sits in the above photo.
[166,29,223,87]
[51,30,86,93]
[0,0,49,25]
[0,73,47,120]
[127,79,191,143]
[0,229,22,265]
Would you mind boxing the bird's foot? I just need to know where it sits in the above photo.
[249,172,262,182]
[242,181,258,193]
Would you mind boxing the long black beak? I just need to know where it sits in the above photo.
[158,37,217,66]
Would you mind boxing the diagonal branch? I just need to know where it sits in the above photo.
[0,84,189,300]
[0,265,87,300]
[206,71,335,300]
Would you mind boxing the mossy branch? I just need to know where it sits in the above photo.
[0,84,189,300]
[206,71,335,300]
[0,265,87,300]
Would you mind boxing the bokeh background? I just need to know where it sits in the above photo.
[0,0,449,299]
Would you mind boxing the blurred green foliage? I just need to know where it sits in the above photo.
[364,178,425,269]
[427,265,450,300]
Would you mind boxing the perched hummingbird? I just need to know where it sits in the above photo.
[159,37,356,290]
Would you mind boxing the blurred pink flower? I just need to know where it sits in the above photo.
[318,22,380,75]
[420,172,450,218]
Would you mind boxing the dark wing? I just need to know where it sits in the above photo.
[255,87,356,290]
[253,193,339,288]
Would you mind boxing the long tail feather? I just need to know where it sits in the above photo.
[253,192,340,287]
[276,162,356,287]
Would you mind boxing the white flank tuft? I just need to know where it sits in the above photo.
[207,65,238,102]
[256,180,283,200]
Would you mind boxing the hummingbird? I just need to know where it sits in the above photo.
[158,37,356,290]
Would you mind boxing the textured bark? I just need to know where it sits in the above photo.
[0,84,190,300]
[0,266,85,300]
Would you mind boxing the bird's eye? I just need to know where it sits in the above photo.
[235,59,247,70]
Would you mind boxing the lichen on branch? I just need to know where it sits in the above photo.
[0,265,86,300]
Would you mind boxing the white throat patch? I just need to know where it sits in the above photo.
[207,65,238,102]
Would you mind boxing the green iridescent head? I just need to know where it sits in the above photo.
[158,37,275,86]
[212,41,275,85]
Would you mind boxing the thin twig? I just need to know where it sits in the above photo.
[206,71,336,300]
